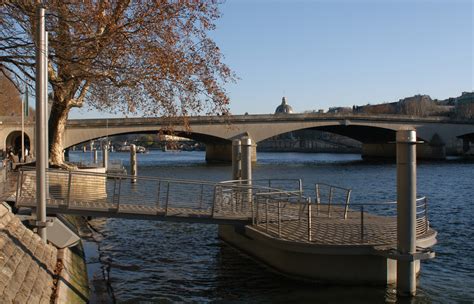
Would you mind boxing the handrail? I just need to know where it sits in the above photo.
[16,168,431,246]
[253,195,430,245]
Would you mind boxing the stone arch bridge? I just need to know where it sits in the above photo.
[1,113,474,161]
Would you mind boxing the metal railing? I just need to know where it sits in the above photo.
[15,168,431,246]
[315,183,352,219]
[15,168,305,223]
[252,194,430,246]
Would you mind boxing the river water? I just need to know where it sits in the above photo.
[70,150,473,303]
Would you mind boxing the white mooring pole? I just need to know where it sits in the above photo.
[396,129,418,296]
[35,6,47,243]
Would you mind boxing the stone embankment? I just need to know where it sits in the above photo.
[0,168,89,303]
[0,204,57,303]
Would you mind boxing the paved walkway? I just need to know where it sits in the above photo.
[0,204,58,304]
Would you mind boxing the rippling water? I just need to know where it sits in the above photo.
[71,150,474,303]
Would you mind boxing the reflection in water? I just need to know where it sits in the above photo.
[70,151,473,303]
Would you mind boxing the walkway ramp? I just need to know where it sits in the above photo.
[15,169,301,226]
[14,168,435,250]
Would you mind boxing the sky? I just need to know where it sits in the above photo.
[70,0,473,118]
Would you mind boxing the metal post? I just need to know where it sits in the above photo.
[130,144,137,183]
[102,145,109,169]
[265,199,269,232]
[156,181,161,209]
[44,31,49,168]
[21,94,24,163]
[278,201,281,237]
[66,172,72,208]
[307,198,312,242]
[316,184,320,215]
[328,186,333,217]
[232,139,241,180]
[165,182,170,215]
[396,129,418,297]
[360,205,364,242]
[35,6,47,243]
[344,189,352,219]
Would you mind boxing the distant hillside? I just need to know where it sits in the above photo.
[310,92,473,120]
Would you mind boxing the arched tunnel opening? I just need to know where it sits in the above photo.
[4,131,31,160]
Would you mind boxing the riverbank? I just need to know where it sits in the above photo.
[0,203,91,303]
[0,170,90,304]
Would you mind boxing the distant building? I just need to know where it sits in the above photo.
[275,97,293,114]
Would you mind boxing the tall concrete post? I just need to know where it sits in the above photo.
[241,137,252,182]
[232,139,242,180]
[103,145,109,170]
[93,149,98,164]
[396,129,418,296]
[241,137,252,206]
[130,144,137,183]
[35,6,47,243]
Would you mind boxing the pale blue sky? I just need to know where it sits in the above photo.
[70,0,473,118]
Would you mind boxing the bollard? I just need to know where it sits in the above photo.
[130,144,137,183]
[241,137,252,206]
[103,145,109,170]
[232,139,242,180]
[396,129,418,297]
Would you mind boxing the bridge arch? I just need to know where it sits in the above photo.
[64,130,229,150]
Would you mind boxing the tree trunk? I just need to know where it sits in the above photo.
[48,99,70,166]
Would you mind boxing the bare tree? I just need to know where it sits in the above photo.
[1,1,235,166]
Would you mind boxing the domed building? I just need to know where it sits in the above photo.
[275,97,293,114]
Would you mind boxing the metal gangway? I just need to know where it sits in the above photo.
[14,168,305,226]
[14,168,433,246]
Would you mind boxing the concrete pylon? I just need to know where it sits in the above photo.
[232,139,242,180]
[102,145,109,169]
[396,129,418,297]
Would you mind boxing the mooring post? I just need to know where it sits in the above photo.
[396,129,418,297]
[232,139,242,180]
[35,6,47,243]
[241,136,252,206]
[130,144,137,183]
[103,144,109,170]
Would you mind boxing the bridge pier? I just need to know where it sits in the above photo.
[206,141,257,163]
[361,143,446,160]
